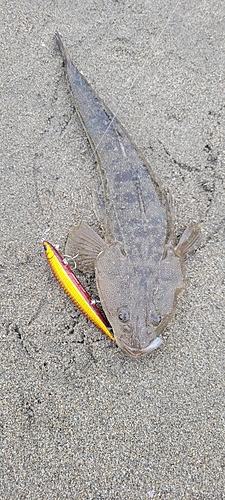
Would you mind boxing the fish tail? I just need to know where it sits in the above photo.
[55,31,71,67]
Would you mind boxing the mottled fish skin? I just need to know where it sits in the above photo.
[56,32,201,357]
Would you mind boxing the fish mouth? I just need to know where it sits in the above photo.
[118,336,163,358]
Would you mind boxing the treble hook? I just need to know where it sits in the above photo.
[62,253,79,269]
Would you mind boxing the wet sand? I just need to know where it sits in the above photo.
[1,1,224,498]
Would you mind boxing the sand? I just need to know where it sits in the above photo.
[1,1,224,498]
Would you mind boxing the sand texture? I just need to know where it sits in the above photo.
[1,1,224,498]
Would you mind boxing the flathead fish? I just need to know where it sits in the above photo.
[55,31,201,358]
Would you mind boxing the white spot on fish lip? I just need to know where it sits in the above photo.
[118,337,163,358]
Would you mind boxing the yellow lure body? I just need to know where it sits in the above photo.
[43,241,115,342]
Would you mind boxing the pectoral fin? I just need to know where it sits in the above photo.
[65,222,106,271]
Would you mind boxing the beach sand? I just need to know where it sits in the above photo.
[1,1,224,498]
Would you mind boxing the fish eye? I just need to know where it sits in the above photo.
[151,313,161,326]
[118,309,130,323]
[43,244,48,251]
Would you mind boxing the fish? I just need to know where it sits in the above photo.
[43,240,115,342]
[55,31,201,358]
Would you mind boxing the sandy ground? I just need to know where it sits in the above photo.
[1,1,224,498]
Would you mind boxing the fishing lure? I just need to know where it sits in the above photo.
[43,240,115,342]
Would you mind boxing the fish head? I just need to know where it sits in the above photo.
[95,243,162,358]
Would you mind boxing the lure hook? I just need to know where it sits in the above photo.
[62,253,79,268]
